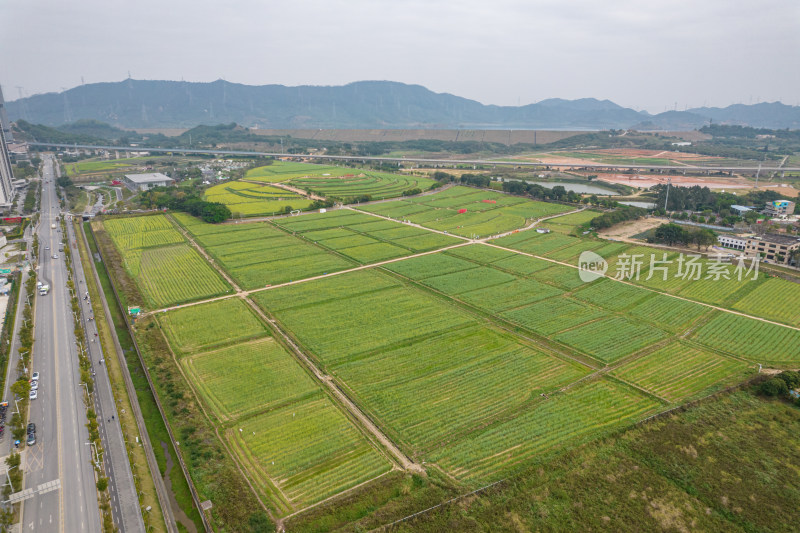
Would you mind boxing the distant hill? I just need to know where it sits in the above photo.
[6,79,800,130]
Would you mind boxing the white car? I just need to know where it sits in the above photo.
[30,380,38,391]
[29,389,37,400]
[31,372,39,381]
[52,255,58,259]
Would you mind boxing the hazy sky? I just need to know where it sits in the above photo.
[2,0,798,113]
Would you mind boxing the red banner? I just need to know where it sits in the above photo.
[3,217,21,223]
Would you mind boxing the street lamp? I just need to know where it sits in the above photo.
[4,464,19,493]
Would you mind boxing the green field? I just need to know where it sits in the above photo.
[182,338,318,421]
[612,341,751,402]
[691,312,800,363]
[93,192,800,529]
[230,394,391,508]
[103,215,232,307]
[243,161,436,200]
[430,378,661,482]
[360,186,571,238]
[174,217,356,289]
[158,298,268,355]
[204,180,314,216]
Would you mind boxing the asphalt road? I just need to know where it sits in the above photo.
[19,156,102,532]
[66,216,145,531]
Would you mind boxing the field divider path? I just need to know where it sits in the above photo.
[162,205,800,343]
[142,241,473,317]
[483,206,587,241]
[155,325,282,515]
[241,297,425,475]
[481,242,800,335]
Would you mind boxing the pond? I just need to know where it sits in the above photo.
[523,180,620,196]
[619,201,657,209]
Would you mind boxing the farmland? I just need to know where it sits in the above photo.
[90,188,800,530]
[359,186,572,238]
[204,180,314,216]
[101,214,232,307]
[243,161,436,200]
[612,341,750,402]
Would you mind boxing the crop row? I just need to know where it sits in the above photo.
[158,298,268,355]
[182,338,319,421]
[612,341,750,402]
[430,379,660,483]
[553,316,669,364]
[691,312,800,363]
[136,244,232,308]
[334,325,588,454]
[230,394,391,507]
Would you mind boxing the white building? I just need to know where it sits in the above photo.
[122,172,174,192]
[717,234,747,251]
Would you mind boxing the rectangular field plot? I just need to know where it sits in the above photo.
[502,297,609,336]
[382,252,476,279]
[335,242,410,263]
[733,278,800,327]
[429,378,660,482]
[229,395,391,508]
[182,338,318,421]
[137,244,232,308]
[443,244,516,264]
[230,252,355,289]
[533,264,586,290]
[258,283,472,365]
[612,341,751,402]
[627,294,710,333]
[691,312,800,363]
[333,325,589,455]
[571,278,653,311]
[158,298,268,355]
[554,316,669,364]
[253,270,400,313]
[458,279,564,313]
[422,266,517,295]
[492,253,552,275]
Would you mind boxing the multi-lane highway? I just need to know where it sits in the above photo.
[28,142,800,173]
[18,155,102,532]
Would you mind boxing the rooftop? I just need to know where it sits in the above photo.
[749,233,800,245]
[124,172,173,184]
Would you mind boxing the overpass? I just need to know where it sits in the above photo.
[29,142,800,175]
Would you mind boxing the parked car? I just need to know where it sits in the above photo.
[29,389,37,400]
[30,380,38,391]
[31,372,39,381]
[26,424,35,446]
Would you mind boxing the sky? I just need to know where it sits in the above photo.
[2,0,798,113]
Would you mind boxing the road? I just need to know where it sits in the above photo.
[19,155,102,532]
[27,142,800,173]
[65,216,145,532]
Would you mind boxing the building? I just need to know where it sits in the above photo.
[764,200,796,217]
[0,85,12,143]
[718,234,747,251]
[0,122,15,207]
[744,233,800,265]
[122,172,174,192]
[730,205,753,215]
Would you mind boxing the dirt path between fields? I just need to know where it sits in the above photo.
[244,299,424,474]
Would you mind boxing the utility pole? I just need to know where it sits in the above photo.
[664,177,671,212]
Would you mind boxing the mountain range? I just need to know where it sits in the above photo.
[6,79,800,131]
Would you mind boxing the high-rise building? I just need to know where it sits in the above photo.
[0,85,13,142]
[0,122,14,206]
